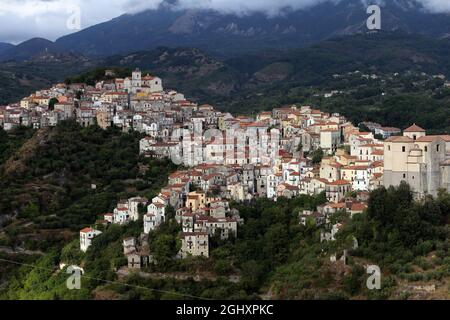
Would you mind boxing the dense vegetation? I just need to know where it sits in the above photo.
[0,56,96,105]
[0,121,176,262]
[0,121,179,298]
[271,183,450,299]
[219,70,450,133]
[0,192,328,300]
[206,33,450,133]
[2,181,448,300]
[346,184,450,276]
[0,127,35,166]
[65,67,131,86]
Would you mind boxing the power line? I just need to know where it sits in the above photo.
[0,257,213,300]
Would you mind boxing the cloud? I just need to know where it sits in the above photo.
[418,0,450,13]
[124,0,450,15]
[1,0,450,44]
[171,0,337,16]
[0,0,132,43]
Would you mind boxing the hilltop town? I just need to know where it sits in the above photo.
[2,68,450,273]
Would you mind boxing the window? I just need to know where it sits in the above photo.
[437,144,440,152]
[413,135,417,140]
[403,174,406,179]
[388,145,391,151]
[425,146,428,152]
[402,146,406,152]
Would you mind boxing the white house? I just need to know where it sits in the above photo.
[128,197,148,221]
[113,207,130,225]
[80,227,102,252]
[143,202,166,234]
[267,173,283,199]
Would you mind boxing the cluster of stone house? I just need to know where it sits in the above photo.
[312,129,385,200]
[122,235,152,270]
[79,192,242,261]
[0,68,186,132]
[12,68,444,266]
[78,168,243,261]
[137,103,387,205]
[104,197,149,225]
[0,84,77,130]
[360,121,401,139]
[142,178,243,259]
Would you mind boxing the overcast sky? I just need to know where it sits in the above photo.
[1,0,450,44]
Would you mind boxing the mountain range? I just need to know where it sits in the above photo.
[62,32,450,105]
[0,43,14,54]
[3,0,450,61]
[3,30,450,105]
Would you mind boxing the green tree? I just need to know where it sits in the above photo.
[48,98,59,110]
[152,235,178,269]
[311,148,324,164]
[20,203,40,219]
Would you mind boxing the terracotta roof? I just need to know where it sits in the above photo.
[316,178,329,184]
[328,202,346,209]
[351,203,367,211]
[371,150,384,155]
[279,183,299,191]
[404,124,426,133]
[373,173,383,178]
[416,135,450,142]
[327,179,352,186]
[371,161,383,167]
[385,136,414,143]
[329,162,343,168]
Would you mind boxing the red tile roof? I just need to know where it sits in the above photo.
[328,179,352,186]
[416,135,450,142]
[404,124,426,132]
